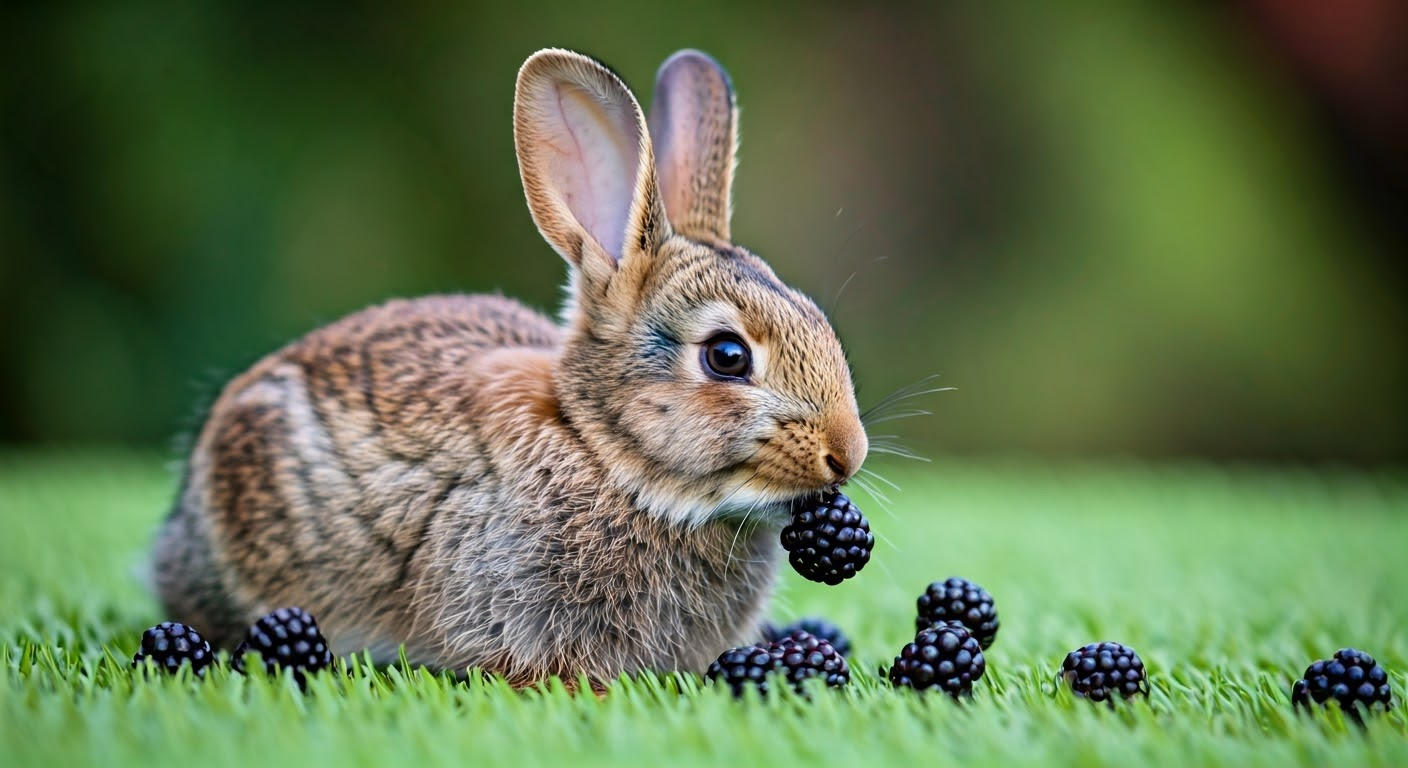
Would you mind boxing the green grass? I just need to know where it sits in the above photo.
[1,450,1405,767]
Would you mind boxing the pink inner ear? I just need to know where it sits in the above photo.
[651,89,691,232]
[647,51,733,242]
[544,82,641,259]
[650,63,708,231]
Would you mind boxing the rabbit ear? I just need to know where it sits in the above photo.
[514,49,669,279]
[647,50,737,243]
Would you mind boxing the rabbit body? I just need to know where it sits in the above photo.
[154,48,866,686]
[156,294,779,683]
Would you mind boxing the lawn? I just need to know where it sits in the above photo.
[1,449,1404,767]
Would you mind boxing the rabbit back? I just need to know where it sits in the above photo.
[154,293,562,653]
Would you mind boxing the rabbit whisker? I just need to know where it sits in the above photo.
[862,408,936,426]
[864,433,931,462]
[861,390,952,425]
[722,475,774,577]
[849,472,890,504]
[821,216,875,317]
[847,474,896,521]
[830,271,859,313]
[859,374,950,425]
[857,466,901,494]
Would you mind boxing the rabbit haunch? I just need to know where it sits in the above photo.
[152,49,867,686]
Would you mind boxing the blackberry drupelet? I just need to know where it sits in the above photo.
[888,623,986,698]
[916,576,999,649]
[706,644,781,697]
[761,617,853,657]
[781,491,874,585]
[132,622,214,676]
[1060,642,1148,703]
[1292,648,1393,721]
[772,632,850,689]
[232,606,334,686]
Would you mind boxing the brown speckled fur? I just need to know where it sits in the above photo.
[153,49,867,687]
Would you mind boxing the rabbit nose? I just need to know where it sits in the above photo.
[823,421,868,482]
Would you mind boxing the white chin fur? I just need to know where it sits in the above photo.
[635,483,793,529]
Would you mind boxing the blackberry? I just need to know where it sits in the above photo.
[706,644,781,697]
[916,577,999,649]
[888,623,986,698]
[772,632,850,689]
[762,617,852,658]
[131,622,214,676]
[781,491,874,585]
[232,606,334,686]
[1060,642,1148,704]
[706,634,851,698]
[1292,648,1393,722]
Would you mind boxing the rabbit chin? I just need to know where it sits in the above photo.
[637,480,808,530]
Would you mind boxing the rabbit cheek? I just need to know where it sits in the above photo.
[681,385,761,461]
[624,384,741,474]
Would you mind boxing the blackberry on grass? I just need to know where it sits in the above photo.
[781,491,874,585]
[232,606,333,686]
[1292,648,1393,722]
[916,577,999,649]
[888,623,986,698]
[706,635,851,697]
[761,617,852,657]
[1060,642,1148,704]
[706,644,781,697]
[132,622,214,676]
[772,632,850,689]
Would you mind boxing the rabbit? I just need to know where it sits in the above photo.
[151,47,868,688]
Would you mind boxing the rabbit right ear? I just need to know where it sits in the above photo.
[514,49,670,286]
[648,50,738,244]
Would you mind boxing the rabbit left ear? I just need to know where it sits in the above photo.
[648,50,738,244]
[514,48,670,281]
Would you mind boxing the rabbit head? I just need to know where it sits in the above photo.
[514,49,867,528]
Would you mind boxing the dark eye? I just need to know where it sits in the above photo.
[702,334,751,380]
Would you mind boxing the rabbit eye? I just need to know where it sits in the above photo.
[702,334,751,380]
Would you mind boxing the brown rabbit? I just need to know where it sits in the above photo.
[152,48,868,687]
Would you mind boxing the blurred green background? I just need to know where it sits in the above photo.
[2,1,1404,462]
